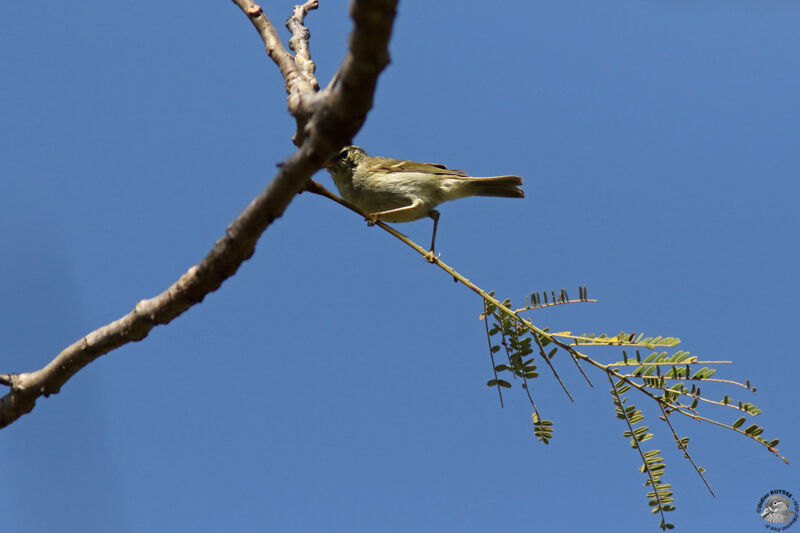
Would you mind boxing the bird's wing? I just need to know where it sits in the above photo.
[371,156,468,177]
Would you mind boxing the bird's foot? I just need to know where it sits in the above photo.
[424,251,440,264]
[365,213,380,226]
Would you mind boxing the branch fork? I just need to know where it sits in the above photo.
[0,0,398,429]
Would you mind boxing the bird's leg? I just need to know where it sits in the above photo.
[424,210,441,263]
[365,199,425,226]
[363,201,440,262]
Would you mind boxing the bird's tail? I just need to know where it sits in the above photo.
[465,175,524,198]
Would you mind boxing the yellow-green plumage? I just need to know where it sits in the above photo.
[326,145,524,253]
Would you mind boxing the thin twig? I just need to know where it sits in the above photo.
[306,180,789,464]
[657,403,715,497]
[530,329,575,402]
[513,298,597,313]
[608,374,670,525]
[630,375,751,389]
[483,300,504,408]
[608,361,733,366]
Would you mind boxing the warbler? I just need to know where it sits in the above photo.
[325,145,524,256]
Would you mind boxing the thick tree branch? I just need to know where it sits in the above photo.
[0,0,398,430]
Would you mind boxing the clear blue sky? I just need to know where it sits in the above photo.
[1,1,798,531]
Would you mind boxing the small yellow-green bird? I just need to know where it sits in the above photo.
[326,145,524,255]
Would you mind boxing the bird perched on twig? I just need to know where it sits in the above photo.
[325,145,524,259]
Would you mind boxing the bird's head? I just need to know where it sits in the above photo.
[325,145,368,172]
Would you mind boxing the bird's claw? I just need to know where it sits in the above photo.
[424,251,440,263]
[365,214,380,226]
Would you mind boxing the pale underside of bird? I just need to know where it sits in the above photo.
[326,146,524,257]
